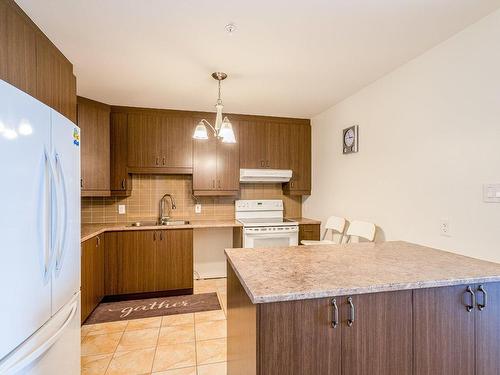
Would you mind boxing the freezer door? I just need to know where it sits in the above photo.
[50,110,81,315]
[0,80,53,360]
[0,292,80,375]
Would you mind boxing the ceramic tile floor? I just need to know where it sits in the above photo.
[81,278,228,375]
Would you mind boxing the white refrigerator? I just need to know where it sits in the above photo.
[0,80,81,374]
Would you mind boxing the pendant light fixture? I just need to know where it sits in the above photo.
[193,72,236,143]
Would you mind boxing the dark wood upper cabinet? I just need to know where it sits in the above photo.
[475,282,500,375]
[78,96,111,196]
[341,291,413,375]
[0,0,37,97]
[110,112,132,195]
[0,0,76,122]
[239,120,268,169]
[81,235,105,322]
[127,113,162,169]
[283,123,311,195]
[193,119,239,196]
[414,285,475,375]
[239,118,311,195]
[125,110,193,174]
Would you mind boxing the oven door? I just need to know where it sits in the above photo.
[243,227,299,249]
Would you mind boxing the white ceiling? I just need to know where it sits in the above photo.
[16,0,500,118]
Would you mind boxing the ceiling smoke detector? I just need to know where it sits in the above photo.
[225,23,237,34]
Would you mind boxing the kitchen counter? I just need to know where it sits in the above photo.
[286,217,321,225]
[81,219,242,242]
[225,240,500,303]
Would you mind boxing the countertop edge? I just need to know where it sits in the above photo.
[81,221,243,243]
[247,276,500,304]
[225,252,259,304]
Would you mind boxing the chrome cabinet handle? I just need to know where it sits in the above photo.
[96,236,100,247]
[477,285,487,311]
[155,157,160,166]
[153,232,156,241]
[80,178,83,188]
[331,298,338,328]
[212,180,215,188]
[260,160,265,167]
[218,180,221,189]
[347,297,355,327]
[160,231,163,241]
[465,286,475,312]
[162,156,166,165]
[266,160,270,168]
[121,179,126,189]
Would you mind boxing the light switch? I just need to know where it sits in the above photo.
[483,184,500,203]
[118,205,126,214]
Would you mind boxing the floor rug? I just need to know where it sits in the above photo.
[84,292,221,325]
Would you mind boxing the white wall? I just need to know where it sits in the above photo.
[303,9,500,263]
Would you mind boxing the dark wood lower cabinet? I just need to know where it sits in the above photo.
[228,263,500,375]
[81,235,105,322]
[105,229,193,296]
[299,223,320,243]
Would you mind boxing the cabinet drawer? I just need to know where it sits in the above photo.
[299,224,320,242]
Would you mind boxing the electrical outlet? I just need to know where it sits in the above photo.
[195,204,202,214]
[118,205,126,215]
[440,218,451,237]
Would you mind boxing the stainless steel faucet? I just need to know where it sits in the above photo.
[159,193,176,225]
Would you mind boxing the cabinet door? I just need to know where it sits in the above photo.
[475,282,500,375]
[259,297,341,375]
[414,285,475,375]
[341,290,412,375]
[239,120,267,169]
[110,112,131,194]
[299,224,320,243]
[0,1,37,96]
[78,97,110,194]
[284,123,311,195]
[105,231,156,295]
[162,116,193,169]
[217,121,240,192]
[155,229,193,291]
[81,236,104,322]
[127,113,162,168]
[266,122,289,169]
[193,136,217,191]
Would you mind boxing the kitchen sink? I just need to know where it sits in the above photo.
[128,220,190,227]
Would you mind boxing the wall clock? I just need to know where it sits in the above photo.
[343,125,358,154]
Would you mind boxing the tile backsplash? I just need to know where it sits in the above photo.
[81,175,302,224]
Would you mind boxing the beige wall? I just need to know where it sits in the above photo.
[304,10,500,262]
[82,174,301,224]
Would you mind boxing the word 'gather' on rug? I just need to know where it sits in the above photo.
[84,292,221,325]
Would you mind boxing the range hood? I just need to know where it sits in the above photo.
[240,169,293,183]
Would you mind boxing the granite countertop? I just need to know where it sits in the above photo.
[225,241,500,304]
[81,219,242,242]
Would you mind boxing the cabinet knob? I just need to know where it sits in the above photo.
[347,297,355,327]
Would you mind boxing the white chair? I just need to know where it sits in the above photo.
[301,216,346,245]
[345,220,376,243]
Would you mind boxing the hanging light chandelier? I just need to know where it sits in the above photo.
[192,72,236,143]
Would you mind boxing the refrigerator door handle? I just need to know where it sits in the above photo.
[0,300,78,375]
[44,149,59,277]
[54,151,68,273]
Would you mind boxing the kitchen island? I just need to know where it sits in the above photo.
[225,241,500,375]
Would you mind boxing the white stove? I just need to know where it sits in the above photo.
[235,200,299,248]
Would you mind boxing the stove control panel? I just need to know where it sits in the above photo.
[235,199,283,211]
[244,226,298,233]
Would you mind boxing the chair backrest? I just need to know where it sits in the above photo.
[346,220,376,242]
[323,216,347,242]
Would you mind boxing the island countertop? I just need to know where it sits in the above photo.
[225,241,500,304]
